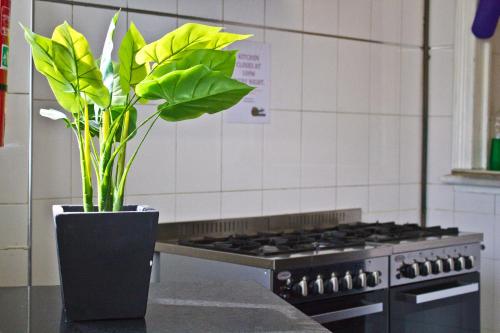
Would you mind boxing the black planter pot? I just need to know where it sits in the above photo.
[53,205,159,322]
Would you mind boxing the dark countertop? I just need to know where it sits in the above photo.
[0,281,328,333]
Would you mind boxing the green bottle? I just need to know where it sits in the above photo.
[490,138,500,170]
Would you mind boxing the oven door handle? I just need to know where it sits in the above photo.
[310,302,384,323]
[402,282,479,304]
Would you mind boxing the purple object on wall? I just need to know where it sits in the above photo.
[472,0,500,39]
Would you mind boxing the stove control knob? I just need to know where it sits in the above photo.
[312,275,324,295]
[354,270,367,289]
[367,271,381,287]
[293,276,309,297]
[431,258,444,274]
[326,273,339,293]
[400,262,419,278]
[454,256,465,271]
[299,276,308,297]
[341,271,353,291]
[419,260,432,276]
[465,255,475,269]
[444,257,454,272]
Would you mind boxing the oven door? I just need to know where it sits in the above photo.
[295,289,388,333]
[390,272,480,333]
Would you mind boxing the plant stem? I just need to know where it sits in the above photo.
[98,110,113,211]
[76,104,93,212]
[115,109,130,199]
[113,113,160,211]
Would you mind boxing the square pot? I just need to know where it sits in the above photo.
[53,205,159,321]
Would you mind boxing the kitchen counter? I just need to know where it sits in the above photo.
[0,281,328,333]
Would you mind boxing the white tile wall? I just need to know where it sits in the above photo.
[0,205,28,249]
[336,186,369,212]
[427,116,452,184]
[300,188,336,213]
[178,0,223,20]
[303,0,338,35]
[24,0,423,287]
[128,0,176,13]
[399,116,421,183]
[266,30,302,110]
[454,191,495,215]
[399,183,420,211]
[371,0,401,43]
[221,191,262,218]
[263,111,301,189]
[369,115,399,184]
[0,250,28,287]
[429,49,454,116]
[176,192,221,221]
[222,122,263,191]
[302,35,338,112]
[263,189,300,215]
[427,184,454,210]
[301,112,336,187]
[429,0,456,47]
[32,100,72,200]
[369,184,399,212]
[338,0,372,39]
[265,0,303,30]
[401,0,423,46]
[337,114,369,186]
[400,49,423,116]
[338,40,370,114]
[370,44,400,115]
[224,0,264,25]
[176,114,222,193]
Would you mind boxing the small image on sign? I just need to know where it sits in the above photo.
[1,44,8,69]
[225,41,270,124]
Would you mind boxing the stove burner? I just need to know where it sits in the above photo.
[177,222,460,256]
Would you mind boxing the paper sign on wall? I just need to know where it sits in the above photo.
[225,41,270,124]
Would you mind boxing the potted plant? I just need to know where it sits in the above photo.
[23,12,253,321]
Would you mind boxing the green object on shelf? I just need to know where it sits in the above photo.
[489,138,500,170]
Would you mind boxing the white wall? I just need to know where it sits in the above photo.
[28,0,424,286]
[0,0,31,287]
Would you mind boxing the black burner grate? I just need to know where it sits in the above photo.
[177,222,459,256]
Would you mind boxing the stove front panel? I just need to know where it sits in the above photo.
[390,243,481,286]
[273,256,388,304]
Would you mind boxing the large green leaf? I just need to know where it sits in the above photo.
[149,49,237,80]
[51,22,110,107]
[135,64,254,121]
[135,23,250,66]
[47,76,84,114]
[22,26,83,114]
[111,62,127,106]
[100,11,120,103]
[119,22,148,94]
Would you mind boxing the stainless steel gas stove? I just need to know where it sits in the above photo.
[155,209,483,333]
